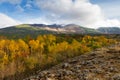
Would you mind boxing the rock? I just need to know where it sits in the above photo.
[108,66,118,72]
[64,70,73,75]
[93,78,100,80]
[89,52,96,56]
[42,71,49,75]
[62,63,70,68]
[69,60,78,64]
[47,74,55,77]
[46,77,55,80]
[112,74,120,80]
[90,68,103,74]
[28,76,39,80]
[74,65,81,69]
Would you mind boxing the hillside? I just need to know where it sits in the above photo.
[0,24,100,38]
[97,27,120,34]
[24,43,120,80]
[0,25,57,38]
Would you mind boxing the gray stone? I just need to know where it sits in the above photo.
[62,63,70,68]
[112,74,120,80]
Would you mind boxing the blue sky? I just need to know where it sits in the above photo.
[0,0,120,28]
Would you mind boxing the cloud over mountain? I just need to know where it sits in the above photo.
[0,13,21,28]
[0,0,120,28]
[34,0,120,28]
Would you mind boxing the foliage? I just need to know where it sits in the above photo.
[0,34,117,79]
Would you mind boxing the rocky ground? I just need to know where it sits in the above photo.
[24,44,120,80]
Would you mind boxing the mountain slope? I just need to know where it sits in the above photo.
[97,27,120,34]
[30,24,99,34]
[0,26,57,38]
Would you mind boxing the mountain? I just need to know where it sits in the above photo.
[97,27,120,34]
[29,24,99,34]
[0,24,100,38]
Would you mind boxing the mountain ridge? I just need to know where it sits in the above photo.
[0,24,100,38]
[0,24,120,38]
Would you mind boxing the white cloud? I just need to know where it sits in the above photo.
[91,19,120,28]
[0,13,21,28]
[25,0,33,9]
[106,19,120,26]
[16,5,24,12]
[34,0,120,28]
[25,3,32,9]
[0,0,22,5]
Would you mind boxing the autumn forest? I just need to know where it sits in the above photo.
[0,34,117,79]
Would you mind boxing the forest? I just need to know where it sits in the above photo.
[0,34,117,79]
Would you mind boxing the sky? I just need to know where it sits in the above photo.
[0,0,120,28]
